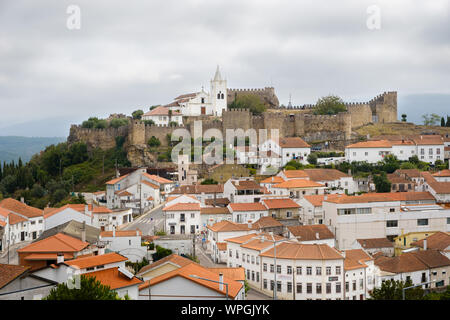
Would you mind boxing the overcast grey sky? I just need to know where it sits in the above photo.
[0,0,449,137]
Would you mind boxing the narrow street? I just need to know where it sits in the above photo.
[121,204,165,236]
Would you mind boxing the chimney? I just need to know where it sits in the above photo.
[219,273,224,291]
[20,197,24,203]
[423,239,427,251]
[57,253,64,264]
[113,226,116,237]
[98,246,105,255]
[316,232,320,240]
[235,180,239,186]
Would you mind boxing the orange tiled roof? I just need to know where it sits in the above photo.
[140,263,243,298]
[303,194,347,207]
[279,137,310,148]
[229,203,267,212]
[260,176,285,184]
[356,238,394,249]
[100,230,143,237]
[170,184,224,194]
[224,233,260,244]
[7,212,28,225]
[143,106,181,117]
[282,170,309,179]
[65,252,128,269]
[207,220,254,232]
[208,267,245,282]
[43,204,92,219]
[18,233,89,253]
[260,242,343,260]
[92,206,113,214]
[24,253,75,260]
[304,169,349,181]
[412,135,444,146]
[411,232,450,251]
[106,174,130,185]
[0,264,30,289]
[84,267,142,290]
[346,140,392,149]
[432,169,450,177]
[343,249,373,271]
[288,224,334,241]
[0,198,43,218]
[142,173,173,184]
[200,207,230,215]
[324,192,435,204]
[216,242,227,251]
[137,254,193,275]
[142,180,159,189]
[241,234,286,251]
[163,202,200,211]
[263,198,300,209]
[252,216,283,229]
[272,179,325,189]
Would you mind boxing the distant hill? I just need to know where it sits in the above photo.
[0,136,65,165]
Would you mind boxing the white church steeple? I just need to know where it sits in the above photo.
[210,65,227,116]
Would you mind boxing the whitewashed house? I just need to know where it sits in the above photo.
[142,106,183,126]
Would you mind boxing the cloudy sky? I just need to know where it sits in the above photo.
[0,0,449,137]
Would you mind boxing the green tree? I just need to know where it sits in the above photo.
[307,153,318,165]
[369,279,424,300]
[152,245,173,262]
[446,116,450,127]
[441,117,446,127]
[401,114,407,122]
[132,109,144,120]
[44,275,122,300]
[143,120,155,126]
[110,118,128,128]
[422,113,441,126]
[373,172,391,193]
[228,94,267,115]
[400,162,416,169]
[313,95,347,115]
[148,136,161,148]
[201,178,219,185]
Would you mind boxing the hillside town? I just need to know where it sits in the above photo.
[1,98,450,300]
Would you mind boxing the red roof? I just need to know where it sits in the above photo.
[229,203,267,212]
[65,253,128,269]
[18,233,89,253]
[263,198,300,209]
[84,267,143,290]
[163,202,200,211]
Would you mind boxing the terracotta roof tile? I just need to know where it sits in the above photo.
[251,216,283,229]
[142,173,173,184]
[325,192,435,204]
[273,180,325,189]
[229,203,267,212]
[263,198,300,209]
[303,194,347,207]
[0,198,43,218]
[100,230,143,237]
[260,242,343,260]
[432,169,450,178]
[106,174,129,185]
[346,140,392,149]
[411,232,450,251]
[143,106,181,117]
[207,220,254,232]
[0,264,30,289]
[18,233,89,253]
[200,207,230,215]
[287,224,334,241]
[84,267,142,290]
[356,238,394,249]
[65,252,128,269]
[260,176,285,184]
[140,263,243,298]
[216,242,227,251]
[304,169,350,181]
[137,253,193,275]
[282,170,309,179]
[208,267,245,282]
[279,137,310,148]
[170,184,224,194]
[163,202,200,211]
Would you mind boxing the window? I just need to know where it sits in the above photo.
[417,219,428,226]
[336,282,341,293]
[247,255,250,263]
[306,267,312,275]
[270,264,274,273]
[287,282,292,293]
[277,281,281,292]
[252,271,255,281]
[263,279,267,289]
[236,251,239,259]
[352,280,356,291]
[229,250,232,257]
[336,266,341,275]
[287,266,292,274]
[316,267,322,275]
[190,213,195,218]
[326,267,331,275]
[251,256,255,264]
[297,266,302,275]
[256,272,260,282]
[389,208,395,212]
[277,265,281,274]
[386,220,398,228]
[270,280,274,291]
[360,279,364,289]
[297,283,302,293]
[316,283,322,294]
[345,282,349,291]
[242,254,245,262]
[307,283,312,294]
[326,283,332,294]
[447,218,450,224]
[263,263,267,272]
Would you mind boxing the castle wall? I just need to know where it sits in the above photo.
[68,125,129,150]
[227,87,280,108]
[346,103,373,128]
[369,91,398,124]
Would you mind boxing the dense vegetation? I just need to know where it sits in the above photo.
[313,95,347,115]
[228,94,267,115]
[0,136,130,208]
[44,275,127,300]
[81,117,129,129]
[369,279,450,300]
